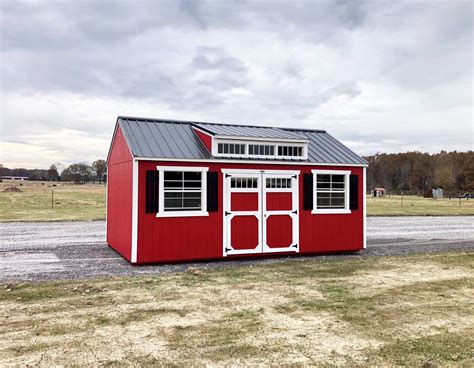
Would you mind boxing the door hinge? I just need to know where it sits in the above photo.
[225,211,231,216]
[292,175,297,179]
[291,244,298,248]
[292,210,297,214]
[225,247,232,252]
[225,173,231,178]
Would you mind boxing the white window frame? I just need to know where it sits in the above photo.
[156,166,209,218]
[311,169,351,215]
[212,138,308,160]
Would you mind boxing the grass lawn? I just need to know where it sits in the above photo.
[0,182,105,222]
[1,252,473,366]
[1,181,473,221]
[367,194,474,216]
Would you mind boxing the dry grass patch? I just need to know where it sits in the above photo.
[0,252,473,366]
[367,194,474,216]
[0,182,105,222]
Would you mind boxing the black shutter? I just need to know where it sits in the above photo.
[207,171,218,212]
[146,170,159,213]
[303,173,313,210]
[350,175,359,210]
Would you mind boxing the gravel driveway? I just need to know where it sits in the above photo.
[1,217,473,282]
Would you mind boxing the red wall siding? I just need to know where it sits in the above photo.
[107,125,133,261]
[193,128,213,152]
[136,161,364,264]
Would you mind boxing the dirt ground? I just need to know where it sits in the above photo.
[1,252,472,366]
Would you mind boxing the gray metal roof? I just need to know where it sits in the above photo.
[195,122,308,140]
[116,116,367,165]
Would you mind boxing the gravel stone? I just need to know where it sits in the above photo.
[0,217,473,282]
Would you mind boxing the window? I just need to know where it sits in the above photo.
[213,140,307,160]
[231,177,258,188]
[278,146,303,157]
[164,171,202,211]
[248,145,275,156]
[156,166,209,217]
[312,170,350,214]
[266,178,291,189]
[218,143,245,155]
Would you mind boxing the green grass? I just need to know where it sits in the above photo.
[367,194,474,216]
[0,181,105,222]
[1,252,473,366]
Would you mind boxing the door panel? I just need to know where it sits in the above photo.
[265,192,293,211]
[262,173,299,253]
[223,170,299,256]
[231,215,259,250]
[223,172,262,256]
[231,192,259,211]
[266,215,293,248]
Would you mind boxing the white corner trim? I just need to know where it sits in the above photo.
[131,159,139,263]
[363,166,367,249]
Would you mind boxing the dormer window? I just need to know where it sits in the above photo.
[212,139,308,160]
[193,123,309,160]
[217,143,246,155]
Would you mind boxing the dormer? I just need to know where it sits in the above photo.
[192,123,309,160]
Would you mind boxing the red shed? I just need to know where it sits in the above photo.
[106,116,367,264]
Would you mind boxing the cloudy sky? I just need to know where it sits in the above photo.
[1,0,472,169]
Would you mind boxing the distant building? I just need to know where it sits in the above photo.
[1,176,28,181]
[371,187,386,197]
[432,188,443,198]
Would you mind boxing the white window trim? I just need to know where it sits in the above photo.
[311,169,351,215]
[155,166,209,218]
[212,138,308,160]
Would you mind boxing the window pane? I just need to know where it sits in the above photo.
[164,192,181,199]
[253,178,258,188]
[241,145,246,154]
[317,197,330,207]
[184,181,201,188]
[270,146,275,155]
[287,179,292,188]
[332,175,344,183]
[265,146,270,155]
[317,174,330,183]
[278,146,282,155]
[184,172,201,181]
[229,144,235,154]
[249,145,254,154]
[224,144,229,154]
[164,180,182,188]
[218,144,223,153]
[164,198,182,209]
[183,198,201,208]
[164,171,182,181]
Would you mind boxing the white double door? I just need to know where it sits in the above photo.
[222,169,299,256]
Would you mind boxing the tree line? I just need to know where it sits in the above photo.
[1,160,107,183]
[2,151,474,193]
[364,151,474,195]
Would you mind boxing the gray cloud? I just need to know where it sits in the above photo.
[0,0,472,168]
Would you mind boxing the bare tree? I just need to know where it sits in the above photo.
[92,159,106,183]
